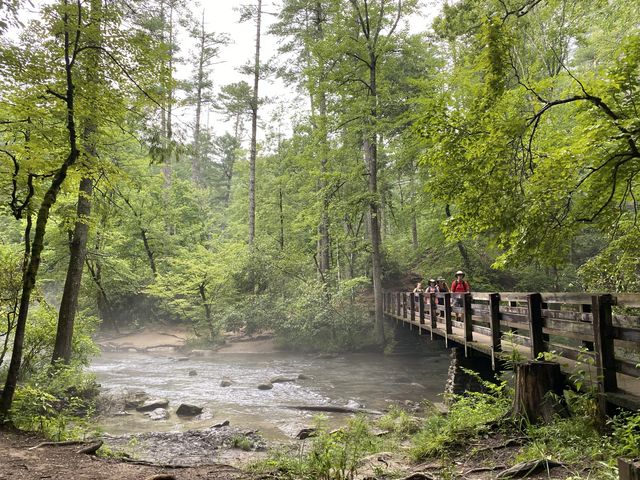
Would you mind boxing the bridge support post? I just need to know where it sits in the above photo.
[463,293,473,356]
[489,293,502,370]
[396,292,401,318]
[419,293,425,326]
[527,293,544,358]
[592,294,617,418]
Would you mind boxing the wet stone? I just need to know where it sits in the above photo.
[188,370,198,376]
[270,376,297,384]
[145,408,169,421]
[220,378,233,387]
[176,404,203,417]
[257,382,273,390]
[123,390,149,409]
[137,398,170,412]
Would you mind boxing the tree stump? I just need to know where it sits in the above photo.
[513,361,568,424]
[618,458,640,480]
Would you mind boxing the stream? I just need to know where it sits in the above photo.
[91,345,452,442]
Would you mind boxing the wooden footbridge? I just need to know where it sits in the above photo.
[383,290,640,411]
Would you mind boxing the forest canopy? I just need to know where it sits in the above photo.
[0,0,638,412]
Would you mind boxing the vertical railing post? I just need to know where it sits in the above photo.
[419,293,425,325]
[429,293,437,340]
[527,293,544,359]
[396,292,401,317]
[592,294,617,417]
[489,293,502,370]
[410,292,416,327]
[462,293,473,356]
[402,292,407,319]
[444,292,452,347]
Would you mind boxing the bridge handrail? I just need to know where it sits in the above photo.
[382,289,640,411]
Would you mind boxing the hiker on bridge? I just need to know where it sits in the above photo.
[451,270,471,311]
[451,270,470,293]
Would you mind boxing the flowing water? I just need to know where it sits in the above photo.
[90,342,451,441]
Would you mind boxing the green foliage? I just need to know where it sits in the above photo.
[258,415,378,480]
[410,387,511,460]
[610,411,640,458]
[376,405,421,437]
[9,363,99,440]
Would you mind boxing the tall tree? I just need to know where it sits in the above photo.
[52,0,103,365]
[1,0,84,415]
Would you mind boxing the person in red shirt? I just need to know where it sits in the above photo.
[451,270,470,312]
[451,270,470,293]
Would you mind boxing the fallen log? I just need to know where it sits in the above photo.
[496,459,564,478]
[28,440,96,450]
[283,405,383,415]
[76,440,103,455]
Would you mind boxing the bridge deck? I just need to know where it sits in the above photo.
[383,291,640,411]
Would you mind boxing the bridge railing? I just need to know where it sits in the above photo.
[383,290,640,409]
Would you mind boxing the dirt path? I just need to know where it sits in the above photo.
[0,428,255,480]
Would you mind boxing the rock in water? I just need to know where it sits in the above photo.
[176,403,203,417]
[137,399,169,412]
[270,376,297,384]
[145,408,169,421]
[123,390,149,409]
[257,382,273,390]
[296,428,316,440]
[220,378,233,387]
[188,369,198,376]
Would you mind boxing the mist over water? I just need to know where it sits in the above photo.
[91,345,451,440]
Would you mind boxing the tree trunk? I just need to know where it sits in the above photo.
[317,90,331,280]
[445,204,470,271]
[513,361,568,424]
[1,5,80,415]
[191,10,205,186]
[140,228,157,276]
[52,177,93,364]
[52,0,102,364]
[248,0,262,246]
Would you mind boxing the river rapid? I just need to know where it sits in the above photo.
[90,345,451,442]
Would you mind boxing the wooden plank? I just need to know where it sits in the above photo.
[489,293,502,370]
[613,326,640,343]
[592,294,617,416]
[615,293,640,308]
[527,293,545,359]
[542,309,592,322]
[616,359,640,379]
[472,292,491,301]
[542,317,593,338]
[502,306,529,315]
[540,292,593,304]
[498,292,531,302]
[500,311,528,325]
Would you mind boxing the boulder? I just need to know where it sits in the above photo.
[188,370,198,376]
[145,408,169,421]
[257,382,273,390]
[136,398,169,412]
[176,357,190,362]
[212,420,230,428]
[220,378,233,387]
[176,403,203,417]
[297,374,311,380]
[123,390,149,409]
